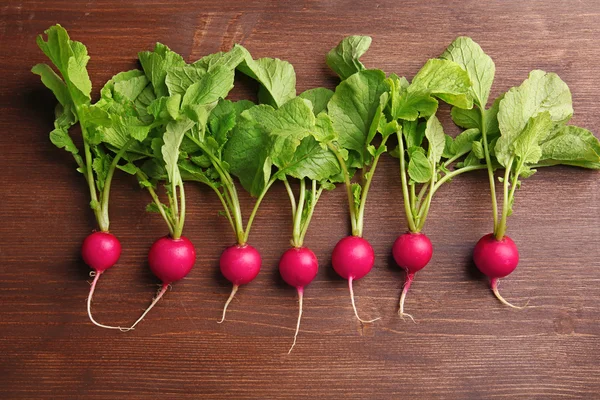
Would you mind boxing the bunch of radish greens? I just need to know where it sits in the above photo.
[32,25,148,331]
[34,24,600,343]
[323,36,477,322]
[441,37,600,307]
[187,64,342,350]
[93,40,250,328]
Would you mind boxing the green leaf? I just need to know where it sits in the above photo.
[496,71,573,166]
[281,135,341,181]
[351,183,362,211]
[35,24,92,107]
[165,65,206,96]
[402,120,423,149]
[32,63,71,107]
[181,65,235,108]
[313,113,338,144]
[111,70,149,102]
[162,118,195,185]
[407,150,433,183]
[460,151,483,167]
[223,115,272,197]
[194,44,249,71]
[138,42,186,98]
[512,112,554,165]
[148,94,181,121]
[540,125,600,164]
[207,99,254,150]
[440,36,495,108]
[49,127,79,155]
[299,87,334,115]
[238,56,296,108]
[245,97,315,168]
[453,128,481,157]
[451,107,480,130]
[425,115,446,165]
[472,140,485,159]
[92,148,112,192]
[178,159,214,185]
[117,162,138,175]
[410,59,473,109]
[328,69,390,162]
[326,35,372,80]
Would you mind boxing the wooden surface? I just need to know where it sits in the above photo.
[1,1,599,398]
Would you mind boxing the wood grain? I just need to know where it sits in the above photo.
[1,1,599,398]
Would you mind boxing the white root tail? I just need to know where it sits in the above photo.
[288,288,304,354]
[348,277,380,324]
[491,278,529,309]
[217,284,239,324]
[125,284,169,330]
[398,272,416,323]
[87,270,132,332]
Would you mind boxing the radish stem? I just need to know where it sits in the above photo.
[398,272,416,323]
[348,277,380,324]
[127,283,169,330]
[218,284,239,323]
[87,271,131,331]
[288,287,304,354]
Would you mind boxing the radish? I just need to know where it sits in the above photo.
[380,36,478,320]
[277,155,337,351]
[392,232,432,321]
[324,36,398,324]
[331,236,379,323]
[82,231,128,330]
[441,37,600,307]
[327,36,473,323]
[218,244,261,323]
[33,25,150,330]
[181,56,323,323]
[279,246,318,353]
[126,235,196,329]
[94,41,245,328]
[473,233,521,308]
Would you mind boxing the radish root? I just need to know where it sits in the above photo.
[398,272,416,323]
[87,270,132,332]
[288,288,304,354]
[491,278,529,309]
[217,284,239,324]
[348,277,380,324]
[126,283,169,330]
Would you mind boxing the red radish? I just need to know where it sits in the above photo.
[218,244,261,323]
[473,233,525,308]
[82,231,130,331]
[332,236,380,324]
[148,236,196,283]
[126,235,196,329]
[82,232,122,271]
[279,247,319,353]
[392,232,433,322]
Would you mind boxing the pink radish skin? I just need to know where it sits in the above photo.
[392,232,433,322]
[148,236,196,284]
[82,231,121,272]
[279,247,319,353]
[81,231,129,331]
[473,233,526,309]
[127,235,196,330]
[218,244,262,323]
[331,236,380,324]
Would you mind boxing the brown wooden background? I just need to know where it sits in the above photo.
[1,1,599,399]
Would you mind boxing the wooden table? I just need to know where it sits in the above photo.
[1,1,599,398]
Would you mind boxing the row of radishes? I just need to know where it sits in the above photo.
[34,25,599,352]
